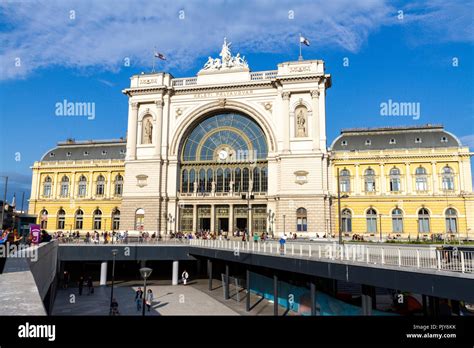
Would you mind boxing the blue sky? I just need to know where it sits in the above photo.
[0,0,473,204]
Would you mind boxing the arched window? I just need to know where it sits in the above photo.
[114,174,123,196]
[224,168,231,192]
[418,208,430,233]
[261,166,268,192]
[40,209,48,229]
[366,208,377,233]
[141,115,153,144]
[339,169,350,193]
[74,209,84,230]
[242,168,250,192]
[341,209,352,233]
[296,208,307,232]
[78,175,87,197]
[415,166,428,191]
[189,169,195,193]
[57,209,66,230]
[199,169,206,193]
[96,175,105,196]
[252,167,260,192]
[112,208,120,230]
[43,176,52,197]
[135,208,145,230]
[392,208,403,233]
[181,169,188,193]
[216,168,223,192]
[389,167,401,192]
[445,208,457,233]
[234,168,242,192]
[93,209,102,230]
[60,176,69,197]
[364,168,376,192]
[441,166,454,191]
[206,169,213,192]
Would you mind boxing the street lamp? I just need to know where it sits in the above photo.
[379,214,383,242]
[268,210,275,239]
[283,214,286,236]
[109,249,118,315]
[139,267,153,316]
[0,176,8,229]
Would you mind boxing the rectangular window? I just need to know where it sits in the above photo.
[367,218,377,233]
[418,218,430,233]
[60,184,69,197]
[446,218,457,233]
[390,178,401,192]
[297,218,307,232]
[415,178,427,191]
[75,219,83,230]
[392,218,403,233]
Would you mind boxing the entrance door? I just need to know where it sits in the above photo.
[218,218,229,233]
[199,218,211,231]
[236,218,247,232]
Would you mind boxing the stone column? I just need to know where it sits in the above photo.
[282,92,291,153]
[100,261,107,286]
[172,261,179,285]
[106,172,112,199]
[53,172,59,199]
[126,102,139,160]
[354,164,360,195]
[88,171,94,199]
[405,162,412,194]
[431,162,438,194]
[70,172,76,199]
[248,205,253,236]
[311,90,320,151]
[192,204,197,233]
[210,204,215,233]
[318,88,327,151]
[229,204,234,236]
[458,160,464,193]
[380,163,385,194]
[154,100,163,158]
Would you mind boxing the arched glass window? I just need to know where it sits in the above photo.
[339,169,350,193]
[112,208,120,230]
[60,176,69,197]
[418,208,430,233]
[366,208,377,233]
[252,167,260,192]
[415,166,428,191]
[135,208,145,230]
[74,209,83,230]
[181,169,188,193]
[242,168,249,192]
[96,175,105,196]
[57,209,66,229]
[114,174,123,196]
[224,168,231,192]
[40,209,48,229]
[392,208,403,233]
[216,168,223,192]
[261,166,268,192]
[189,169,195,193]
[199,169,206,193]
[445,208,457,233]
[93,209,102,230]
[206,169,213,192]
[341,209,352,233]
[234,168,242,192]
[296,208,307,232]
[441,166,454,191]
[389,167,401,192]
[78,175,87,197]
[43,176,52,197]
[364,168,376,192]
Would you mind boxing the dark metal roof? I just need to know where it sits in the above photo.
[41,139,126,161]
[330,125,462,151]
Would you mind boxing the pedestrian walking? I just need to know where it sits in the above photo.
[279,234,287,255]
[78,276,84,296]
[146,289,153,312]
[182,269,189,285]
[135,287,143,311]
[111,298,120,316]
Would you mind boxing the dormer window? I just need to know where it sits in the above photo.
[102,150,107,156]
[441,136,448,143]
[66,151,72,157]
[365,139,371,146]
[120,149,126,155]
[389,138,396,144]
[415,138,422,144]
[341,140,348,147]
[49,152,55,157]
[83,151,89,156]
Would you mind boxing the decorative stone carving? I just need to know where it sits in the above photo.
[131,102,139,110]
[142,116,153,144]
[311,90,320,99]
[264,102,272,111]
[295,106,308,137]
[294,171,309,185]
[282,92,291,100]
[176,108,183,117]
[136,174,148,187]
[200,38,248,72]
[218,98,227,108]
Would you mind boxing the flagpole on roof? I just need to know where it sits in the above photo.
[152,46,156,73]
[299,33,303,61]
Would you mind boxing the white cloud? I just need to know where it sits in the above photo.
[0,0,470,80]
[460,134,474,149]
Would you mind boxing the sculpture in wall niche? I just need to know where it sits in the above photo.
[295,107,308,137]
[142,116,153,144]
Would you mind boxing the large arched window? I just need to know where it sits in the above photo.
[135,208,145,230]
[253,167,260,192]
[216,168,223,192]
[96,175,105,196]
[234,168,241,192]
[389,167,401,192]
[181,169,188,193]
[341,209,352,233]
[339,169,350,193]
[242,168,250,192]
[57,209,66,230]
[78,175,87,197]
[391,208,403,233]
[112,208,120,230]
[189,169,195,193]
[199,169,206,193]
[75,209,84,230]
[206,169,213,192]
[224,168,231,192]
[43,176,52,197]
[415,166,428,191]
[366,208,377,233]
[60,176,69,197]
[40,209,48,229]
[441,166,455,191]
[296,208,307,232]
[364,168,376,192]
[93,209,102,230]
[445,208,457,233]
[261,166,268,192]
[418,208,430,233]
[114,174,123,196]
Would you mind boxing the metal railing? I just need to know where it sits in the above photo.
[189,239,474,274]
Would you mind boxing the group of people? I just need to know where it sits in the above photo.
[77,275,94,296]
[134,287,154,312]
